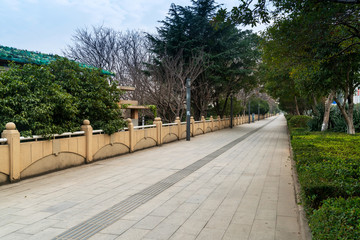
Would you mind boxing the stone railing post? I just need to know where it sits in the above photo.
[217,115,221,129]
[210,116,214,131]
[154,117,162,145]
[81,120,93,163]
[127,118,135,152]
[175,117,181,140]
[2,122,20,182]
[190,116,195,136]
[201,116,206,134]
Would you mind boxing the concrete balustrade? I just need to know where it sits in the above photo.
[0,114,275,184]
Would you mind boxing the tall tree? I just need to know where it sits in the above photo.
[148,0,260,119]
[259,1,360,133]
[64,27,151,104]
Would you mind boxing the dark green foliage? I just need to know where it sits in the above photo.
[288,115,312,129]
[310,197,360,240]
[284,114,294,121]
[290,128,360,237]
[308,104,360,133]
[245,97,269,115]
[0,59,125,136]
[147,0,260,118]
[207,97,244,117]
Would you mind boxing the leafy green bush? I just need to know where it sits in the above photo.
[285,114,294,121]
[290,130,360,238]
[0,59,125,136]
[292,133,360,209]
[310,197,360,240]
[288,115,312,129]
[308,104,360,132]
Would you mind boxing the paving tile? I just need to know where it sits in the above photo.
[255,209,277,221]
[88,233,119,240]
[196,228,225,240]
[222,223,252,240]
[0,223,26,238]
[27,227,65,240]
[276,216,300,233]
[100,219,137,235]
[17,219,59,234]
[0,116,302,240]
[0,232,33,240]
[275,230,301,240]
[144,223,180,240]
[115,228,150,240]
[170,232,196,240]
[134,215,165,230]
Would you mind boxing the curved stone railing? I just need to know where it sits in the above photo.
[0,113,274,184]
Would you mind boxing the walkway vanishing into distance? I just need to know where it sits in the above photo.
[0,116,303,240]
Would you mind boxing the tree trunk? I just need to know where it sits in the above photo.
[312,94,319,116]
[220,94,230,118]
[321,91,335,131]
[334,96,355,134]
[294,95,300,115]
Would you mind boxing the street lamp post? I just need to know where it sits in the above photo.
[230,95,233,129]
[248,101,251,124]
[186,78,191,141]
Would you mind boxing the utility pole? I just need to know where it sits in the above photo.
[186,78,191,141]
[258,103,260,121]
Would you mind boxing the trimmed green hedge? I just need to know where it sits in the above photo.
[289,126,360,239]
[310,197,360,240]
[288,115,312,129]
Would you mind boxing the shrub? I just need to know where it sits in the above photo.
[308,104,360,133]
[285,114,294,121]
[0,59,125,136]
[288,115,312,129]
[310,197,360,240]
[292,133,360,209]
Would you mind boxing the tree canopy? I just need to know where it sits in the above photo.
[256,0,360,133]
[147,0,261,119]
[0,58,125,136]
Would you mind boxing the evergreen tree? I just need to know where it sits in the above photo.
[147,0,260,119]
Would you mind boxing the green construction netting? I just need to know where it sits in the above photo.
[0,45,114,76]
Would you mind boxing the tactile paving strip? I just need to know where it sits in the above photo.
[54,118,275,239]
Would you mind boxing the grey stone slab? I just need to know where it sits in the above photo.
[134,215,165,230]
[88,233,119,240]
[144,223,180,240]
[276,216,300,233]
[196,228,225,240]
[255,209,277,221]
[17,219,59,234]
[169,232,196,240]
[0,232,33,240]
[248,230,276,240]
[275,230,301,240]
[222,223,252,240]
[114,228,150,240]
[100,219,137,235]
[28,227,65,240]
[0,223,26,238]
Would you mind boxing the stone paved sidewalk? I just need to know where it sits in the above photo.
[0,116,302,240]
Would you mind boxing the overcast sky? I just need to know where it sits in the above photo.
[0,0,265,55]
